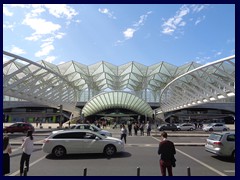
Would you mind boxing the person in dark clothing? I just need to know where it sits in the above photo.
[158,131,176,176]
[127,121,132,136]
[3,135,12,175]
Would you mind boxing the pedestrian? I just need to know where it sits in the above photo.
[139,122,144,136]
[146,121,151,136]
[120,124,127,143]
[133,123,139,136]
[3,135,12,176]
[20,130,34,176]
[127,121,132,136]
[158,131,176,176]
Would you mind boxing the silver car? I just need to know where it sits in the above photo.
[202,123,229,132]
[70,124,112,137]
[177,123,195,131]
[205,131,235,160]
[42,130,124,158]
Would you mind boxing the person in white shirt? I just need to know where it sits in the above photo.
[120,124,127,143]
[20,130,34,176]
[3,135,12,175]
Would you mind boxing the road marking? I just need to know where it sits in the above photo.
[152,136,228,176]
[224,170,235,173]
[9,155,46,176]
[12,147,22,152]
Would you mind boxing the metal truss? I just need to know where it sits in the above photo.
[155,55,235,114]
[3,51,81,117]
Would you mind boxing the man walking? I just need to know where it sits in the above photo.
[158,131,176,176]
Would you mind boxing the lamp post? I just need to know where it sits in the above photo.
[58,105,63,128]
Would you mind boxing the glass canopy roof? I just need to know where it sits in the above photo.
[3,51,235,118]
[82,91,153,117]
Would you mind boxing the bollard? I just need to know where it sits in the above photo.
[23,167,27,176]
[137,167,140,176]
[187,167,191,176]
[83,168,87,176]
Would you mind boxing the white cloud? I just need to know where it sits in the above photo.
[214,51,222,57]
[35,44,54,57]
[123,28,136,39]
[191,4,209,13]
[3,22,15,31]
[116,11,152,45]
[162,4,208,36]
[44,56,56,63]
[10,46,26,55]
[23,17,61,36]
[55,32,66,39]
[98,8,116,19]
[133,11,152,27]
[162,5,189,35]
[195,16,205,25]
[44,4,78,20]
[3,6,13,16]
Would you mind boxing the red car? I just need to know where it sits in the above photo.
[3,122,35,134]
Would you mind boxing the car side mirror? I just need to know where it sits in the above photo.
[95,137,100,140]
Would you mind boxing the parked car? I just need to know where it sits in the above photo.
[70,124,112,137]
[177,123,195,131]
[42,129,124,157]
[3,122,35,134]
[158,124,178,131]
[202,123,229,132]
[205,131,235,160]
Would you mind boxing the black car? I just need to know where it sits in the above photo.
[158,124,178,131]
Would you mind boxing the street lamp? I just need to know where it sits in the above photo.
[58,105,63,128]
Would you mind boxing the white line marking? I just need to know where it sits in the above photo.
[224,170,235,173]
[152,136,228,176]
[9,155,46,176]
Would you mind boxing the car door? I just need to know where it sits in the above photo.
[57,132,86,154]
[214,124,223,131]
[224,134,235,156]
[81,132,105,153]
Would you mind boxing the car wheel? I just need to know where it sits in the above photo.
[104,144,116,157]
[190,128,193,131]
[223,128,227,131]
[177,128,181,131]
[52,146,66,158]
[209,128,213,131]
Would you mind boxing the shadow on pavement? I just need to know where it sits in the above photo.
[45,151,131,160]
[212,155,235,163]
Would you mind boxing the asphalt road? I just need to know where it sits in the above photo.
[6,132,235,176]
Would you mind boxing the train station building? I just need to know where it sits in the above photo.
[3,51,235,125]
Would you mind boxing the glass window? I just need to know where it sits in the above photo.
[227,134,235,142]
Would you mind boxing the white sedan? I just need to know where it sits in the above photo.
[42,130,124,158]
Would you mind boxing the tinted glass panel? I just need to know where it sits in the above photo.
[227,134,235,142]
[53,132,86,139]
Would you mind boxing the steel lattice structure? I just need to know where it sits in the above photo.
[156,55,235,114]
[3,51,235,118]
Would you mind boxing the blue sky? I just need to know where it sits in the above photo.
[3,4,235,66]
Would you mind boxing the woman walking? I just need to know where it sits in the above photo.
[120,124,127,143]
[3,135,12,176]
[20,130,34,176]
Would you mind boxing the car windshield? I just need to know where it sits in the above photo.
[70,125,76,129]
[91,124,101,131]
[208,133,222,141]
